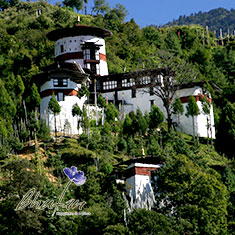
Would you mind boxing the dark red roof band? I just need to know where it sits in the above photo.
[125,166,159,178]
[180,95,212,104]
[55,52,107,62]
[40,89,78,98]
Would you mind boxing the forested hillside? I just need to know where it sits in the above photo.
[0,2,235,234]
[166,8,235,36]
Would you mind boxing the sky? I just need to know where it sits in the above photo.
[50,0,235,27]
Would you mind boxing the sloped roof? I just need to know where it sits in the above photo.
[47,24,112,41]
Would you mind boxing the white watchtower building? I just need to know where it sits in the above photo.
[37,20,112,135]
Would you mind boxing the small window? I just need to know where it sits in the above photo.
[132,88,136,98]
[63,79,68,86]
[150,100,154,107]
[57,92,64,101]
[150,87,154,96]
[53,79,58,86]
[60,45,64,53]
[53,78,68,87]
[84,49,90,60]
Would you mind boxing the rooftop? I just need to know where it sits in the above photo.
[47,24,112,41]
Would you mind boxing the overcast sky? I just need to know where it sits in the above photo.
[50,0,234,27]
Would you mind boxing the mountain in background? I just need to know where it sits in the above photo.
[165,8,235,36]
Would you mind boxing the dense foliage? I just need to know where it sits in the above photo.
[166,8,235,37]
[0,2,234,234]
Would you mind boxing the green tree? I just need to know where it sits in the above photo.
[109,3,128,21]
[105,103,118,123]
[78,83,90,98]
[38,120,51,142]
[216,102,235,158]
[0,0,19,10]
[15,75,25,98]
[136,108,148,151]
[136,108,148,136]
[149,50,197,131]
[27,83,41,111]
[149,105,164,130]
[48,95,61,139]
[172,97,184,128]
[92,0,110,15]
[63,0,83,12]
[128,209,179,234]
[97,94,106,108]
[186,95,199,141]
[155,154,228,234]
[72,103,82,132]
[81,105,90,134]
[123,114,133,136]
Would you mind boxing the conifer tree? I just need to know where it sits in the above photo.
[81,105,90,134]
[186,95,199,141]
[72,103,82,133]
[123,114,133,136]
[105,103,118,123]
[149,105,164,130]
[172,97,184,129]
[48,95,61,139]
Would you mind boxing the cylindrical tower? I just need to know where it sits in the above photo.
[36,62,88,135]
[37,23,112,135]
[47,24,112,76]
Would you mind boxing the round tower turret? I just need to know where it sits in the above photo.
[47,24,112,76]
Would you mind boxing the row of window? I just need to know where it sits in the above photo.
[56,39,78,46]
[140,76,151,85]
[103,81,117,90]
[57,45,101,59]
[121,76,152,88]
[53,78,68,87]
[122,78,135,87]
[54,92,154,104]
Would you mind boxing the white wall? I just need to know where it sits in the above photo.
[102,85,215,138]
[40,79,80,92]
[125,163,161,210]
[175,87,215,138]
[40,89,86,135]
[54,35,109,76]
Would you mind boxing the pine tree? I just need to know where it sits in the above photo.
[81,105,90,134]
[186,95,199,141]
[48,95,61,139]
[30,83,41,108]
[149,105,164,130]
[72,103,82,133]
[172,97,184,129]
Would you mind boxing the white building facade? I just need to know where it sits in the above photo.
[37,24,112,135]
[38,23,216,138]
[125,161,161,210]
[101,78,216,139]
